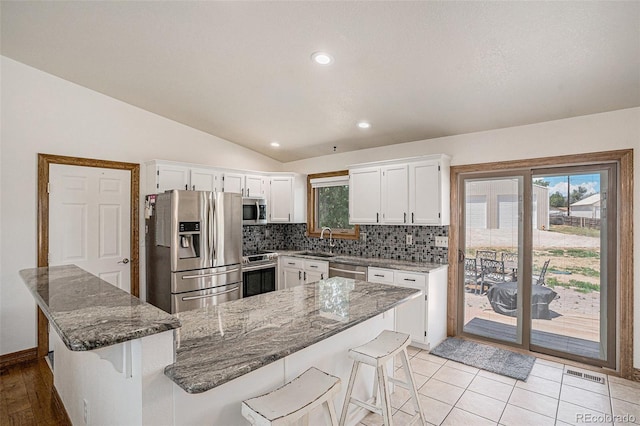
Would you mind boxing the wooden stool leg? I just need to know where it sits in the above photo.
[400,350,426,425]
[339,361,360,426]
[325,400,339,426]
[378,365,394,426]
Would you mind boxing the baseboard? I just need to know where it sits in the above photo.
[52,384,72,425]
[0,347,37,369]
[632,368,640,382]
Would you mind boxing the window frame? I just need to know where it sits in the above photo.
[306,170,359,240]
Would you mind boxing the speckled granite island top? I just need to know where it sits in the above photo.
[165,277,420,394]
[19,265,181,351]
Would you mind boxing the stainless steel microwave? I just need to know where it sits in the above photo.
[242,197,267,225]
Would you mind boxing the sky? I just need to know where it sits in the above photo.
[536,174,601,196]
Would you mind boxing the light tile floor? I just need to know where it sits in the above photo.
[358,347,640,425]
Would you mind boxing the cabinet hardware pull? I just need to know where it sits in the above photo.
[288,262,296,265]
[309,265,318,268]
[412,212,414,223]
[303,271,307,281]
[192,185,195,191]
[374,274,384,277]
[298,271,302,280]
[404,212,407,223]
[321,273,324,279]
[404,278,416,282]
[376,212,379,223]
[185,184,188,190]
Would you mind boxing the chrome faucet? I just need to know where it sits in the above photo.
[320,227,336,254]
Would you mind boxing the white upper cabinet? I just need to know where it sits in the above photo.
[156,164,190,192]
[222,172,244,194]
[269,176,293,222]
[381,164,409,224]
[245,174,265,197]
[349,154,450,226]
[409,160,450,225]
[190,168,222,192]
[349,167,381,224]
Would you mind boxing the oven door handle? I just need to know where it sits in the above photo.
[182,268,240,279]
[242,263,277,272]
[181,286,239,301]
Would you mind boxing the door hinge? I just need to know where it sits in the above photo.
[47,182,50,193]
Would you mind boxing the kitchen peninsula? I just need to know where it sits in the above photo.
[20,265,421,425]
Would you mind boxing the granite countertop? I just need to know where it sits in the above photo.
[165,277,420,394]
[19,265,181,351]
[276,250,448,273]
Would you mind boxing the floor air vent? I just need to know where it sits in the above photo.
[565,369,605,384]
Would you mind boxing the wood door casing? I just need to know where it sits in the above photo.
[447,149,635,379]
[37,153,140,358]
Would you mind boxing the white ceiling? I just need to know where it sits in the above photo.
[2,1,639,162]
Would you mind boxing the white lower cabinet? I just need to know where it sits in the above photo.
[368,266,448,349]
[279,257,328,290]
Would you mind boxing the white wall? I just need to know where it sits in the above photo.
[285,107,640,369]
[0,56,281,356]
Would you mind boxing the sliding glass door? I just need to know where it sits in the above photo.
[458,164,617,368]
[460,173,527,345]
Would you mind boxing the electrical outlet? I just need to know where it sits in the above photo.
[83,399,89,425]
[406,234,413,245]
[434,236,448,247]
[264,228,270,238]
[360,232,367,242]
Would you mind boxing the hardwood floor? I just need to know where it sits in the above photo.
[0,359,70,426]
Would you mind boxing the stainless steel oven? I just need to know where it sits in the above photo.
[242,251,277,297]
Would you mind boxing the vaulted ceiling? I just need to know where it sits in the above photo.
[2,1,639,162]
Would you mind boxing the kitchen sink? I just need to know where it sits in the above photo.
[295,251,336,258]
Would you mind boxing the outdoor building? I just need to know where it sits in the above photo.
[570,193,601,219]
[465,180,550,230]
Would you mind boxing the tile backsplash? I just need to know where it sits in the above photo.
[243,224,448,264]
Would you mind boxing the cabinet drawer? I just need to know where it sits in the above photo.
[368,267,394,284]
[305,260,328,273]
[280,257,304,269]
[395,271,427,287]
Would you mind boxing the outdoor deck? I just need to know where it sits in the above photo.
[464,316,601,359]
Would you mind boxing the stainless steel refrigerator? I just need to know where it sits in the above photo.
[146,190,242,313]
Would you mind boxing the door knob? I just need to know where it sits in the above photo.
[118,258,130,264]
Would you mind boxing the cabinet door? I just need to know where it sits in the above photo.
[245,175,265,197]
[305,270,325,283]
[349,167,381,224]
[157,165,190,192]
[409,161,441,224]
[269,176,293,222]
[223,173,244,194]
[282,267,303,289]
[381,165,409,224]
[190,168,221,192]
[394,272,427,344]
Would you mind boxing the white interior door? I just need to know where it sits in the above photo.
[49,164,131,291]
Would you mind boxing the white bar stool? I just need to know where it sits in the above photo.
[242,367,341,426]
[339,330,426,426]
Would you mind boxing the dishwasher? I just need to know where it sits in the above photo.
[328,262,368,281]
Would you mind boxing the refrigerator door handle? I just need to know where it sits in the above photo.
[181,268,241,279]
[209,196,216,262]
[181,285,239,300]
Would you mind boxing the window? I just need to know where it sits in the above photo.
[307,171,359,239]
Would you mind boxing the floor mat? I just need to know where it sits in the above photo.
[430,337,535,381]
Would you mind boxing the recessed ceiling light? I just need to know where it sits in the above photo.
[311,52,333,65]
[270,142,280,148]
[357,121,371,129]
